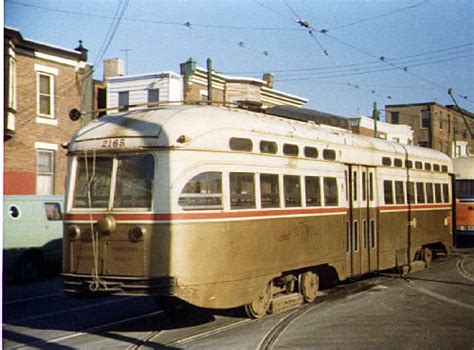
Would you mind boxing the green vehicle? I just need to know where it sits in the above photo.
[3,195,64,283]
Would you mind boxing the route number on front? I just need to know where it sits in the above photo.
[102,138,126,148]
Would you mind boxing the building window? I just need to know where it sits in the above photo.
[391,112,399,124]
[439,112,444,129]
[148,89,159,104]
[37,73,54,118]
[118,91,129,111]
[421,110,431,129]
[37,150,54,195]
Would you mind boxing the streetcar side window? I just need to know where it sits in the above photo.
[323,177,338,206]
[384,180,394,205]
[305,176,321,207]
[323,149,336,161]
[260,140,277,154]
[230,173,256,209]
[394,158,403,168]
[382,157,392,166]
[415,161,423,170]
[416,182,426,204]
[260,174,280,208]
[283,144,299,157]
[407,181,415,204]
[434,183,442,203]
[442,183,449,203]
[229,137,253,152]
[179,172,223,210]
[426,183,434,203]
[284,175,301,207]
[395,181,405,204]
[304,146,318,159]
[433,164,440,172]
[424,162,431,171]
[441,165,448,173]
[405,160,413,169]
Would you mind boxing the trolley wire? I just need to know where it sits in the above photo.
[326,0,429,32]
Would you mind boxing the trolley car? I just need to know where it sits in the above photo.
[62,104,453,318]
[453,156,474,242]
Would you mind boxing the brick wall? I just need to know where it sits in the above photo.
[4,53,83,195]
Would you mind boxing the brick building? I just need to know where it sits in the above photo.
[385,102,474,157]
[4,27,92,195]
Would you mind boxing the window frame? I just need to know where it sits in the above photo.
[37,72,55,119]
[36,149,55,195]
[147,88,160,104]
[118,91,130,112]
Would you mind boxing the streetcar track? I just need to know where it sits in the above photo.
[400,277,474,310]
[9,310,164,349]
[169,318,254,346]
[127,330,164,350]
[455,256,474,282]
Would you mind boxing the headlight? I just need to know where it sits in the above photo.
[129,226,146,242]
[67,224,81,240]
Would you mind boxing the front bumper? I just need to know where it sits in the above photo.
[61,273,176,297]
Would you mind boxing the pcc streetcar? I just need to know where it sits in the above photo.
[453,156,474,243]
[62,104,453,318]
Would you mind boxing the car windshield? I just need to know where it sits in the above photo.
[73,153,154,209]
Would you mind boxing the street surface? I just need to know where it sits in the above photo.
[3,247,474,349]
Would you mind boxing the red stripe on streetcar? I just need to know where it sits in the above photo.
[379,204,450,211]
[64,207,347,222]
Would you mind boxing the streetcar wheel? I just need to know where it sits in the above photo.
[299,271,319,303]
[423,247,433,267]
[244,282,272,319]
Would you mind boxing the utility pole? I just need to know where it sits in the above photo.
[372,101,380,138]
[121,48,132,75]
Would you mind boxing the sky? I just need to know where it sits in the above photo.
[4,0,474,118]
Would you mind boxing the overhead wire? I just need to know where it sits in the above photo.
[326,0,429,32]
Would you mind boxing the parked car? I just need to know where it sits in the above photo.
[4,195,64,283]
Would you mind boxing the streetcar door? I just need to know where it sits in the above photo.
[360,167,370,274]
[346,165,377,277]
[346,165,361,276]
[367,167,378,271]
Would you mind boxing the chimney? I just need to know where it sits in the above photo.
[74,40,88,61]
[263,73,274,89]
[103,58,125,80]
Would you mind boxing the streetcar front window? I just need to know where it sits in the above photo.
[73,157,113,208]
[114,154,154,209]
[73,154,154,210]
